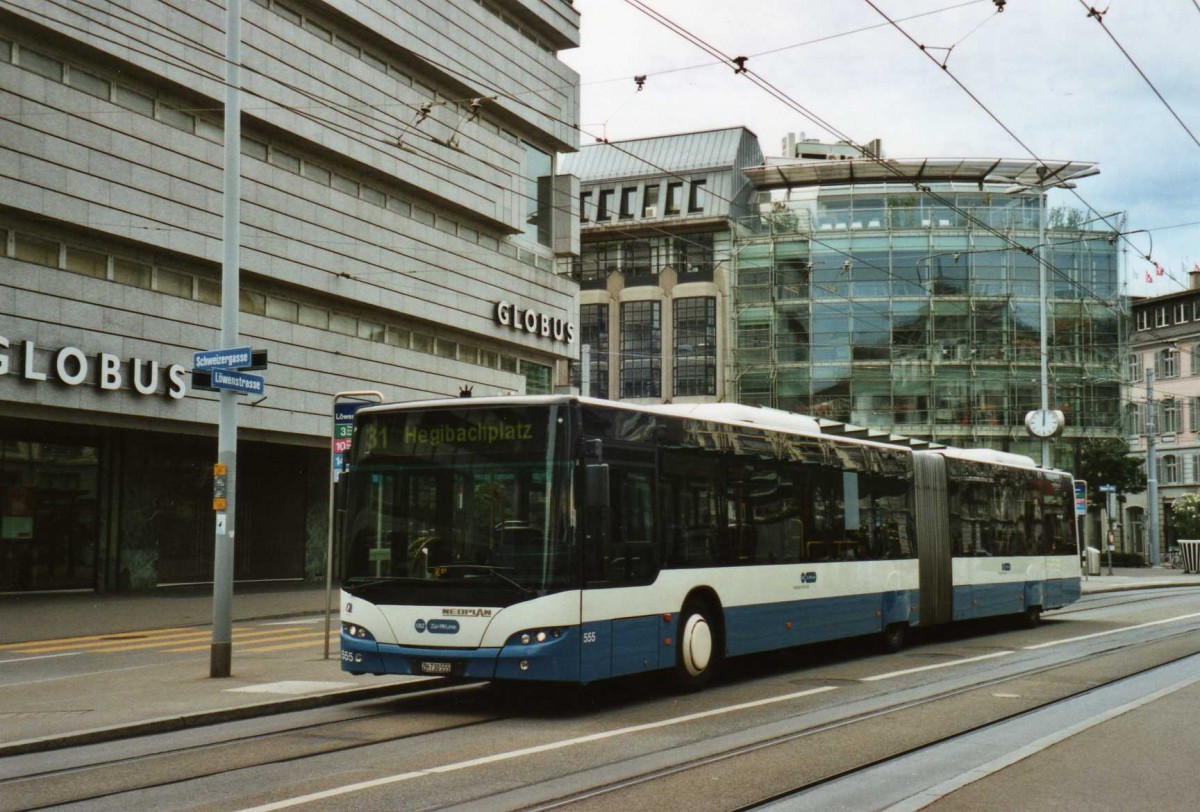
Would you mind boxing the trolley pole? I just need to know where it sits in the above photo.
[211,0,242,679]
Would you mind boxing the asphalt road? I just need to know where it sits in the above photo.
[3,588,1199,812]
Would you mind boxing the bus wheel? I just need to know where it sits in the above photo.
[879,622,907,654]
[1018,605,1042,629]
[675,600,719,690]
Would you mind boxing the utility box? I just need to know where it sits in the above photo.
[1085,546,1101,577]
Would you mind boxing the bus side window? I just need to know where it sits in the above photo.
[588,466,658,584]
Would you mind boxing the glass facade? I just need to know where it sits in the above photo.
[733,184,1127,466]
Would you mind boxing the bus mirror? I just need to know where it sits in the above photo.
[585,462,610,508]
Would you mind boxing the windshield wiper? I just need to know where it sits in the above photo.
[436,565,533,594]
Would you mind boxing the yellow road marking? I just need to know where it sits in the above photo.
[237,639,327,653]
[9,628,239,655]
[0,626,203,651]
[163,631,326,654]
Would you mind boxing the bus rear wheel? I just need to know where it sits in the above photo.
[675,601,720,690]
[879,622,908,654]
[1018,605,1042,629]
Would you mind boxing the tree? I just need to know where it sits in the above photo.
[1171,492,1200,539]
[1075,438,1147,509]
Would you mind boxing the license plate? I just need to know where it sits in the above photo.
[418,660,454,675]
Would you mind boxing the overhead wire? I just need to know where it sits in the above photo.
[1074,0,1200,152]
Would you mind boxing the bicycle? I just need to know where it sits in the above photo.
[1165,547,1182,569]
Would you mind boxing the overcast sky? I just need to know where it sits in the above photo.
[560,0,1200,297]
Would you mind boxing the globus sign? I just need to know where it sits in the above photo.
[0,335,186,399]
[494,301,576,344]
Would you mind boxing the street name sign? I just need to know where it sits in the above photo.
[194,346,253,371]
[210,368,265,396]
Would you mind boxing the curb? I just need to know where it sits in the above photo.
[0,678,446,759]
[1083,580,1200,594]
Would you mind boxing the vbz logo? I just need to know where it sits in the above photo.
[1001,563,1012,573]
[800,571,818,584]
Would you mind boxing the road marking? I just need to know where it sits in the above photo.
[164,631,325,654]
[860,650,1013,682]
[1024,610,1200,650]
[227,681,348,695]
[234,685,839,812]
[237,639,325,653]
[0,652,83,665]
[0,626,204,652]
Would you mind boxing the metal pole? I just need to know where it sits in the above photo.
[581,343,591,398]
[1037,186,1051,469]
[324,390,384,659]
[1146,369,1160,566]
[211,0,242,679]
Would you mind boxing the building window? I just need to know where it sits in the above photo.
[620,300,661,398]
[1129,352,1143,384]
[674,297,716,396]
[579,191,592,222]
[578,303,609,399]
[1193,343,1200,376]
[688,179,707,213]
[520,360,551,395]
[665,182,683,215]
[675,232,714,275]
[1162,455,1179,484]
[1192,397,1200,433]
[1157,347,1180,379]
[642,184,660,217]
[520,141,552,246]
[622,239,653,276]
[1135,310,1150,330]
[619,187,637,219]
[1155,307,1168,328]
[597,189,613,221]
[1162,398,1181,434]
[1175,303,1188,324]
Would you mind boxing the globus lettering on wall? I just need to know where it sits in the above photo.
[0,336,187,399]
[494,301,576,344]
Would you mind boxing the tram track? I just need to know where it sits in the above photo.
[497,627,1200,811]
[4,598,1199,812]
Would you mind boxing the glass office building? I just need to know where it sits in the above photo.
[733,156,1127,468]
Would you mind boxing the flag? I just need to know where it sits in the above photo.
[1155,262,1165,276]
[1146,270,1153,283]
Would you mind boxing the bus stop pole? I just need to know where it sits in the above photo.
[324,390,384,659]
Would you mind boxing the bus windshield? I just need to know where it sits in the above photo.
[341,403,575,602]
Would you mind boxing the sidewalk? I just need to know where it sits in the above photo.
[0,582,431,757]
[2,569,1198,758]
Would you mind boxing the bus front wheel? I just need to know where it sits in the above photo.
[675,600,720,690]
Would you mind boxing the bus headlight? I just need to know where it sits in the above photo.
[511,628,562,646]
[342,622,375,641]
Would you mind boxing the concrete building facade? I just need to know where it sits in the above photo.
[0,0,581,592]
[560,127,763,404]
[1125,278,1200,558]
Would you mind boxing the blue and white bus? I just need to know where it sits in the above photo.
[338,396,1080,688]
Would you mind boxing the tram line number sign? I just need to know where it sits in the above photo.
[333,401,372,482]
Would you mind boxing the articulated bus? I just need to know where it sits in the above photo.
[338,396,1080,688]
